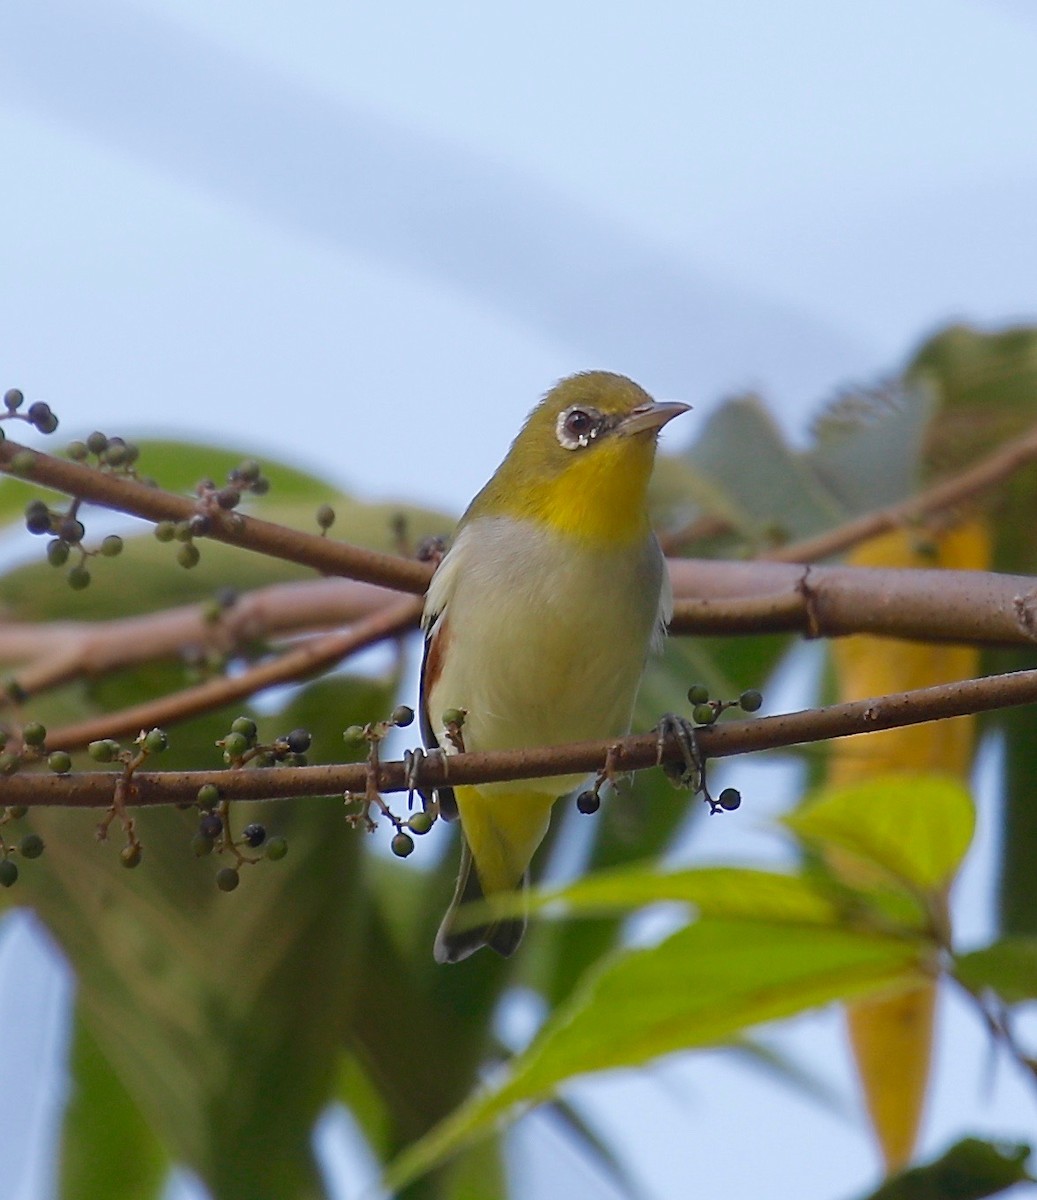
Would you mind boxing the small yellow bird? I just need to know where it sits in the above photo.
[420,371,688,963]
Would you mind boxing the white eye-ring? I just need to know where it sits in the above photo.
[556,405,605,451]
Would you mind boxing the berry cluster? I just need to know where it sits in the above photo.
[217,716,311,768]
[0,807,45,888]
[152,460,271,570]
[342,705,436,858]
[65,430,146,475]
[1,388,58,436]
[0,721,74,777]
[23,496,124,590]
[189,776,288,893]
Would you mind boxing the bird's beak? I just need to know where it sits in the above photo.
[618,400,692,437]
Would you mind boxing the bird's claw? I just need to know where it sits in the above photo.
[403,746,456,820]
[654,713,704,792]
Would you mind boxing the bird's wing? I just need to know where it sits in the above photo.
[419,555,459,821]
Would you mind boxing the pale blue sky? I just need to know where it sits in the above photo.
[1,2,1036,1197]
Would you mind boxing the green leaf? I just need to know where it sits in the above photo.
[805,381,936,519]
[60,1015,168,1200]
[533,864,844,924]
[680,395,844,544]
[25,671,397,1200]
[954,937,1037,1004]
[784,775,975,893]
[384,918,927,1192]
[853,1135,1033,1200]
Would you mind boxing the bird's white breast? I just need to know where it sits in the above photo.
[423,515,668,794]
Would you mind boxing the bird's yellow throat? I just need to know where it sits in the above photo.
[512,433,657,546]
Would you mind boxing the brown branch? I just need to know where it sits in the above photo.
[0,577,405,695]
[667,560,1037,645]
[43,596,423,750]
[7,666,1037,808]
[0,436,433,594]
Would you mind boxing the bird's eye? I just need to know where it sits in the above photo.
[556,405,605,451]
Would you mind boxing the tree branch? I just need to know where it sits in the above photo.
[38,596,423,750]
[0,435,432,593]
[0,578,405,695]
[667,560,1037,644]
[6,667,1037,808]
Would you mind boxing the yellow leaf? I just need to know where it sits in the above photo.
[827,521,989,1173]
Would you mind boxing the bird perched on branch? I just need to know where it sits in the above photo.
[420,371,689,963]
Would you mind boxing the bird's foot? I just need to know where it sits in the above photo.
[654,712,704,793]
[402,746,457,821]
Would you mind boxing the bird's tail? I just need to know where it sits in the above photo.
[433,835,526,964]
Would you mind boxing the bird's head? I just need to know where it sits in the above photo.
[466,371,689,545]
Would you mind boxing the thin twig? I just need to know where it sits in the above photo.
[659,419,1037,564]
[7,666,1037,807]
[763,420,1037,564]
[44,596,422,749]
[0,436,432,593]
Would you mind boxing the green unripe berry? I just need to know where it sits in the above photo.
[216,867,240,892]
[88,739,117,763]
[342,725,366,746]
[408,812,433,835]
[196,783,221,807]
[0,753,20,775]
[236,459,261,483]
[177,543,200,569]
[143,727,168,753]
[230,716,257,741]
[103,441,128,466]
[191,833,215,857]
[10,450,36,476]
[19,833,44,859]
[120,844,142,868]
[86,431,108,454]
[47,751,71,774]
[47,539,70,566]
[718,787,742,811]
[6,805,27,819]
[4,388,24,411]
[154,520,176,542]
[692,703,716,726]
[222,731,249,757]
[315,504,336,530]
[264,836,288,861]
[66,440,89,461]
[687,684,710,706]
[391,705,415,728]
[67,565,91,590]
[441,708,465,727]
[21,721,46,747]
[391,832,415,858]
[100,534,124,557]
[739,689,763,713]
[0,860,18,887]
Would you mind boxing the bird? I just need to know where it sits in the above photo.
[419,371,689,963]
